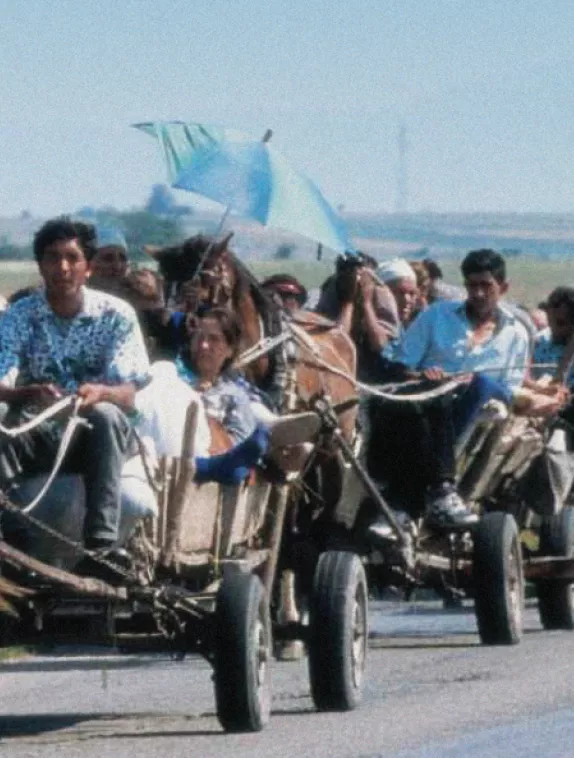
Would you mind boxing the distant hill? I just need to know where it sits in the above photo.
[345,212,574,261]
[0,213,41,247]
[2,211,574,262]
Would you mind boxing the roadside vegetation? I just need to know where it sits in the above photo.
[0,257,572,308]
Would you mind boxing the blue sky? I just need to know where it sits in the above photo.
[1,0,574,216]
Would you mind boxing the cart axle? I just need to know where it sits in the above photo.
[524,556,574,581]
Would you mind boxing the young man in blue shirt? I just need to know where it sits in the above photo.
[376,250,531,529]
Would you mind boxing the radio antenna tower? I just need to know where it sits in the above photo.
[395,122,408,213]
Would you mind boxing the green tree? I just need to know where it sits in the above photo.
[99,210,184,260]
[0,242,32,260]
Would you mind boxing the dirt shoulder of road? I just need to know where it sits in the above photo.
[0,646,35,661]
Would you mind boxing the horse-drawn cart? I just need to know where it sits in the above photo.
[0,401,369,733]
[457,401,574,637]
[323,381,574,646]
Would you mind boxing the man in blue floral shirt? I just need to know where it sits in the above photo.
[0,218,150,571]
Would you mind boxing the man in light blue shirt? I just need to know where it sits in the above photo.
[396,294,529,394]
[374,250,530,530]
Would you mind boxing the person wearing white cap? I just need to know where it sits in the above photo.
[376,258,418,327]
[353,257,419,371]
[92,227,129,281]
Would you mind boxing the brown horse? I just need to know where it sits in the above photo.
[146,233,358,441]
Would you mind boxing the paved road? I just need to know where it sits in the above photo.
[2,600,574,757]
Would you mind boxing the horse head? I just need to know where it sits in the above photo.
[145,232,237,311]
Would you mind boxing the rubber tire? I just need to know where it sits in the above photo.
[308,551,368,711]
[473,512,524,646]
[537,508,574,630]
[213,571,271,732]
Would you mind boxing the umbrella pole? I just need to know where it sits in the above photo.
[212,205,232,237]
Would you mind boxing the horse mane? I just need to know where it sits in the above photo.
[226,251,281,336]
[152,234,216,283]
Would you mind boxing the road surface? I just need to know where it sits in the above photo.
[2,600,574,757]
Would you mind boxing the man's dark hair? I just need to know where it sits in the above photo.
[461,249,506,284]
[33,217,98,263]
[261,273,308,305]
[423,258,443,281]
[545,286,574,323]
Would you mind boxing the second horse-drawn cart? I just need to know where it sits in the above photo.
[327,377,574,646]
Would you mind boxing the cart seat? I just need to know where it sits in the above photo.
[250,402,321,447]
[6,452,157,569]
[455,399,509,461]
[267,412,321,449]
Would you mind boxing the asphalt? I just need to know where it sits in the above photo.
[2,600,574,757]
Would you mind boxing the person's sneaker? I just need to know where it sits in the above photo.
[424,483,478,530]
[74,547,132,585]
[368,518,394,542]
[368,510,412,544]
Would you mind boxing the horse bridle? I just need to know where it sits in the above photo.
[175,255,235,313]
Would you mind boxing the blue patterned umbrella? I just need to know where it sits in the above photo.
[133,121,251,184]
[134,120,351,254]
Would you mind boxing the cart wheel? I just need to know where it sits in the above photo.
[536,508,574,630]
[308,551,368,711]
[213,571,271,732]
[473,511,524,645]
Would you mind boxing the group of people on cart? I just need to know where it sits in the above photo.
[264,245,573,534]
[0,215,572,580]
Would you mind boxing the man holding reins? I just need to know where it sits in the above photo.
[0,218,150,575]
[368,249,548,531]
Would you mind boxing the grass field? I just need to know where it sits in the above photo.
[0,645,31,661]
[0,262,42,298]
[253,258,574,307]
[428,259,574,308]
[0,257,572,307]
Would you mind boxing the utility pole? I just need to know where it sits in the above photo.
[395,122,408,213]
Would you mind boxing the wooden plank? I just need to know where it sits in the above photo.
[175,483,219,554]
[157,456,169,549]
[262,484,290,595]
[0,541,128,599]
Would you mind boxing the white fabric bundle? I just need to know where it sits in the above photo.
[135,362,212,458]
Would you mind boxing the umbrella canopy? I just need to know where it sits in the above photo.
[133,121,251,183]
[134,120,352,254]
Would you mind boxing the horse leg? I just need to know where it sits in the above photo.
[275,568,306,661]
